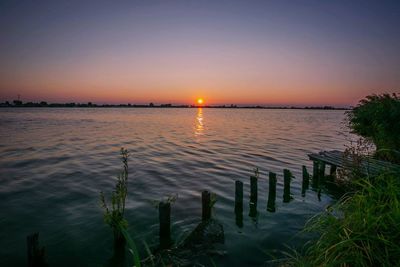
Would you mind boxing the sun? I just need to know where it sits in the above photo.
[197,98,204,105]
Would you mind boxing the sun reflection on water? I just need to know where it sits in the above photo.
[195,107,204,136]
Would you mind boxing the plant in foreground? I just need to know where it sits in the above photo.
[100,148,129,246]
[288,171,400,266]
[100,148,141,267]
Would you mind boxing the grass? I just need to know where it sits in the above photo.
[288,171,400,266]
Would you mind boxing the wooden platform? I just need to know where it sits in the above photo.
[308,150,400,176]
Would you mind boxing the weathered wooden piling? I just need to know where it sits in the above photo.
[302,165,310,197]
[235,181,243,213]
[319,161,326,179]
[235,209,243,228]
[330,164,337,176]
[313,160,319,179]
[283,169,292,203]
[202,190,211,221]
[249,201,258,218]
[159,201,171,248]
[312,160,320,188]
[267,172,277,212]
[250,175,258,204]
[27,233,48,267]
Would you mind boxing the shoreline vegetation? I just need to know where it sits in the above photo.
[288,93,400,266]
[288,171,400,266]
[0,100,349,110]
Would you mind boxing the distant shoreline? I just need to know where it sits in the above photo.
[0,101,350,110]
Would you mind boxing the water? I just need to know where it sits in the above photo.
[0,108,351,266]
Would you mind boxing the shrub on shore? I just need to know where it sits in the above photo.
[347,93,400,163]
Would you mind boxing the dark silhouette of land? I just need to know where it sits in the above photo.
[0,100,350,110]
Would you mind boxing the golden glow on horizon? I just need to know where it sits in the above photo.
[197,98,204,105]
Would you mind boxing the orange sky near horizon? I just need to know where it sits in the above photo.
[0,81,394,107]
[0,66,393,106]
[0,45,394,106]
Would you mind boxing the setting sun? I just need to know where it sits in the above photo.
[197,98,204,105]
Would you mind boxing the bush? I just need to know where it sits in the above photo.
[347,93,400,163]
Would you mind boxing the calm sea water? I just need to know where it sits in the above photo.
[0,108,351,266]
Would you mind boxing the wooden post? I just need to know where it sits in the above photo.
[330,164,337,176]
[312,160,319,179]
[312,160,319,188]
[202,190,211,221]
[249,175,258,218]
[249,201,257,218]
[302,165,310,197]
[235,181,243,213]
[267,172,277,212]
[250,175,258,204]
[283,169,292,203]
[27,233,48,267]
[27,233,40,267]
[159,202,171,248]
[235,209,243,228]
[319,161,326,179]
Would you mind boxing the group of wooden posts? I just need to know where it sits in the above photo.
[233,169,293,222]
[234,161,336,226]
[158,160,335,247]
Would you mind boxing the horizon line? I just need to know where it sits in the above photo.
[1,100,352,109]
[0,98,353,108]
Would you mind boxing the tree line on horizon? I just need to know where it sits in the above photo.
[0,100,347,110]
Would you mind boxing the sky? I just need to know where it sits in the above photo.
[0,0,399,106]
